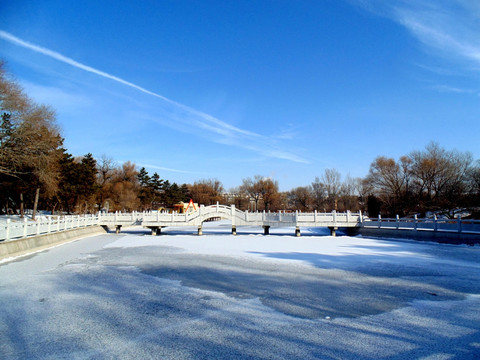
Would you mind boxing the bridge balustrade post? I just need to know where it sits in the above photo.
[457,215,462,233]
[231,205,236,227]
[216,201,219,212]
[378,214,382,229]
[48,217,52,233]
[414,215,418,230]
[263,226,270,235]
[151,227,161,236]
[434,215,438,231]
[329,227,337,236]
[332,210,336,226]
[314,210,317,223]
[23,217,28,237]
[245,210,248,222]
[396,215,400,229]
[5,219,11,241]
[346,210,350,224]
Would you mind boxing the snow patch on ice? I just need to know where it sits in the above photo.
[104,233,437,268]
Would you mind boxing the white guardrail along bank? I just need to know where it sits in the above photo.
[0,214,100,242]
[1,204,480,241]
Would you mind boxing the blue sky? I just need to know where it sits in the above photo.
[1,0,479,191]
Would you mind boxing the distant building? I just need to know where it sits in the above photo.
[172,200,199,214]
[222,192,259,211]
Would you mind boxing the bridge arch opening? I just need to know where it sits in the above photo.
[200,218,234,235]
[202,216,224,223]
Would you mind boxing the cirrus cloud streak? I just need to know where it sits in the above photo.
[0,30,308,164]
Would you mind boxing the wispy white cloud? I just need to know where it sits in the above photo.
[351,1,480,98]
[271,123,303,141]
[430,84,480,96]
[413,63,466,77]
[0,31,257,137]
[136,163,198,174]
[20,81,93,110]
[395,6,480,64]
[352,1,480,67]
[0,30,308,163]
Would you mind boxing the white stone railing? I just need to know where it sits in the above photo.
[0,214,100,242]
[140,204,362,228]
[3,206,478,242]
[98,211,143,225]
[362,214,480,234]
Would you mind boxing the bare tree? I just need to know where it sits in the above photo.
[189,179,224,205]
[259,177,280,211]
[364,156,411,216]
[357,177,373,213]
[287,186,312,211]
[0,62,62,219]
[364,143,475,218]
[96,155,117,211]
[310,177,327,211]
[322,168,341,211]
[102,161,140,212]
[467,161,480,216]
[338,175,359,212]
[410,142,473,218]
[240,175,280,211]
[240,176,262,211]
[97,155,116,187]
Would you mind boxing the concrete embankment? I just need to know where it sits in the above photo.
[0,226,108,261]
[358,227,480,245]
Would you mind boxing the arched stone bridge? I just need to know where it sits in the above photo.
[99,204,363,236]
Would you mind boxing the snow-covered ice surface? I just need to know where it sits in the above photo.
[1,222,480,359]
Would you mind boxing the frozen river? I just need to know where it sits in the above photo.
[1,223,480,359]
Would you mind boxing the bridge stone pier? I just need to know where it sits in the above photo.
[98,204,362,236]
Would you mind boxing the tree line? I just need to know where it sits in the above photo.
[1,62,479,219]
